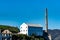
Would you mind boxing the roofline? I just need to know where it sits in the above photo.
[22,23,42,27]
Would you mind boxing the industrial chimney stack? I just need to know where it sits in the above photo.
[45,8,48,33]
[45,8,52,40]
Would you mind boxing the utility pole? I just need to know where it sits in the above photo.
[45,8,48,33]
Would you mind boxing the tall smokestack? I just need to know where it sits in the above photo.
[45,8,48,33]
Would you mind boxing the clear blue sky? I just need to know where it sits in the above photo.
[0,0,60,29]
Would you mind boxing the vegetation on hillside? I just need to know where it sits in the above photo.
[0,25,20,33]
[12,34,45,40]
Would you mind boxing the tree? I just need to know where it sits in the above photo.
[0,25,20,33]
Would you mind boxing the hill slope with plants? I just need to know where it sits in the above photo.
[12,34,45,40]
[0,25,20,33]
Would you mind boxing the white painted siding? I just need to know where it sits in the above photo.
[20,23,28,35]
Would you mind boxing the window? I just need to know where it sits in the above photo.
[26,30,27,31]
[26,27,27,28]
[5,34,6,36]
[2,34,5,36]
[20,27,22,28]
[23,30,25,31]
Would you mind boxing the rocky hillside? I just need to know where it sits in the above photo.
[48,29,60,40]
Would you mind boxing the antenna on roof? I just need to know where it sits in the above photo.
[45,8,48,33]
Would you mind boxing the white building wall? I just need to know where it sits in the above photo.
[20,23,28,35]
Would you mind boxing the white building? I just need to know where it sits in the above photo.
[20,23,43,36]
